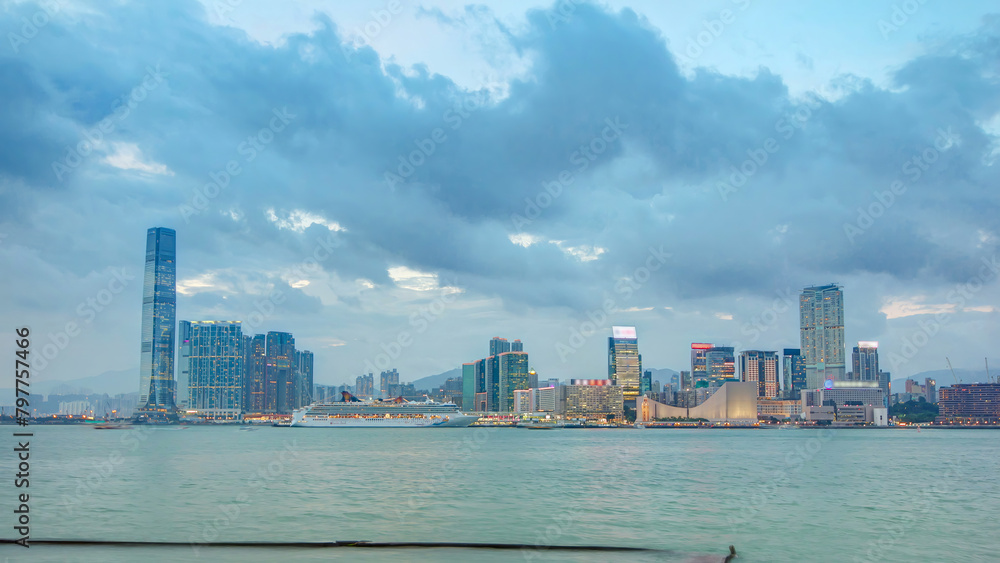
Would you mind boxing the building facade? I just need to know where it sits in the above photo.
[499,351,530,412]
[136,227,178,421]
[295,349,314,408]
[265,332,295,413]
[183,321,244,420]
[851,341,879,381]
[938,384,1000,422]
[782,348,806,399]
[243,334,266,413]
[609,326,641,405]
[380,368,400,399]
[800,284,846,389]
[691,344,711,385]
[706,346,736,384]
[559,380,624,421]
[740,350,779,398]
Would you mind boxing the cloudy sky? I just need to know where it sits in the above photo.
[2,0,999,389]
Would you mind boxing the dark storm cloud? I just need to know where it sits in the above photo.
[1,1,998,382]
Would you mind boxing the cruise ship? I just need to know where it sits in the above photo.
[289,392,478,428]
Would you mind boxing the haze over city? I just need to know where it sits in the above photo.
[2,0,999,390]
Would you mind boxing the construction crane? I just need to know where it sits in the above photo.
[946,357,962,384]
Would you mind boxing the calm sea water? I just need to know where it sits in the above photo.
[2,426,998,563]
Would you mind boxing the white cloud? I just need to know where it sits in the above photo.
[509,232,541,247]
[550,240,607,262]
[266,209,345,233]
[102,142,173,176]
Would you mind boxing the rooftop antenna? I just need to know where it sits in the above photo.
[987,358,992,384]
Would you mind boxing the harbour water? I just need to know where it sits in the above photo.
[2,426,998,562]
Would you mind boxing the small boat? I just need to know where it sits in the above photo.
[93,423,133,430]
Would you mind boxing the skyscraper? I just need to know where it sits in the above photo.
[706,346,736,383]
[184,321,244,419]
[136,227,178,422]
[691,343,711,385]
[177,320,192,409]
[739,350,779,399]
[800,284,845,389]
[489,337,511,356]
[380,368,400,399]
[244,334,266,413]
[355,373,374,398]
[782,348,806,399]
[265,331,295,413]
[852,342,879,381]
[499,350,529,412]
[295,349,314,408]
[609,326,641,405]
[462,362,476,412]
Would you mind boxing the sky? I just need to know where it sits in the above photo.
[1,0,999,390]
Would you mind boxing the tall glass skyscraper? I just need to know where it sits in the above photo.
[244,334,266,414]
[498,351,529,412]
[184,321,244,420]
[782,348,806,399]
[136,227,178,421]
[851,341,879,381]
[739,350,779,398]
[800,284,846,389]
[265,331,295,413]
[609,326,641,405]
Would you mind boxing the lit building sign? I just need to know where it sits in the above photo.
[612,326,637,339]
[858,341,878,348]
[569,379,612,386]
[691,343,713,350]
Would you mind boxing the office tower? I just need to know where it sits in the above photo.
[380,368,400,399]
[528,369,538,389]
[354,373,374,398]
[782,348,806,399]
[499,351,530,412]
[559,380,625,421]
[609,326,641,405]
[265,331,295,413]
[295,350,314,408]
[925,378,937,404]
[244,334,266,413]
[485,355,501,411]
[185,321,244,419]
[641,370,652,397]
[136,227,178,422]
[852,342,879,381]
[800,284,846,389]
[739,350,779,399]
[535,386,557,412]
[511,339,523,352]
[678,371,690,390]
[691,343,711,385]
[706,346,736,383]
[462,363,476,411]
[489,337,511,356]
[177,320,192,409]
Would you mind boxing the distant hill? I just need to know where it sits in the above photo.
[646,367,679,384]
[0,367,137,403]
[409,368,462,390]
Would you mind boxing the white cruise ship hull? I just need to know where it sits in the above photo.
[290,414,477,428]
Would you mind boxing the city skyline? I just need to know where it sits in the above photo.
[3,1,999,392]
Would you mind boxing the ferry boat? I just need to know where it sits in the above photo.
[289,392,477,428]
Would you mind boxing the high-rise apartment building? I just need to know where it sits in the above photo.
[609,326,641,405]
[265,331,295,413]
[184,321,244,419]
[499,351,530,412]
[852,342,879,381]
[489,337,511,356]
[295,349,314,408]
[243,334,266,413]
[925,378,937,404]
[739,350,779,399]
[800,284,846,389]
[355,373,374,398]
[380,368,400,399]
[782,348,806,399]
[136,227,178,422]
[177,320,192,409]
